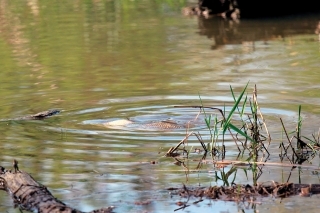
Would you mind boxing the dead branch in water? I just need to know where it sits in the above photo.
[0,160,114,213]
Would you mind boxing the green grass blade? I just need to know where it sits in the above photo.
[223,82,249,134]
[228,123,253,142]
[240,95,248,118]
[231,169,238,184]
[205,115,211,129]
[242,169,248,180]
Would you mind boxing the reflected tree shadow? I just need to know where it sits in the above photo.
[196,15,320,50]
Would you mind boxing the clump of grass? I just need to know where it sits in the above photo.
[166,83,271,185]
[169,83,270,153]
[166,83,320,187]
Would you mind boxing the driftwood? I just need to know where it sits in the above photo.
[13,109,61,120]
[0,161,114,213]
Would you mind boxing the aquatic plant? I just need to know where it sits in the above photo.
[165,83,320,193]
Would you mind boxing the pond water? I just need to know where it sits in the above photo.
[1,1,320,212]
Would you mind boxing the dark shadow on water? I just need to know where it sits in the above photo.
[196,14,320,50]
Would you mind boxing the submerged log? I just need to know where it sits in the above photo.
[0,162,114,213]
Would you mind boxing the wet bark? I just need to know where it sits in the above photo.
[0,165,114,213]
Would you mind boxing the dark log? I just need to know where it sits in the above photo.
[186,0,320,18]
[0,163,114,213]
[14,109,61,120]
[237,0,320,18]
[199,0,237,14]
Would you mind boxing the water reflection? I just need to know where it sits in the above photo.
[1,1,320,212]
[196,15,320,49]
